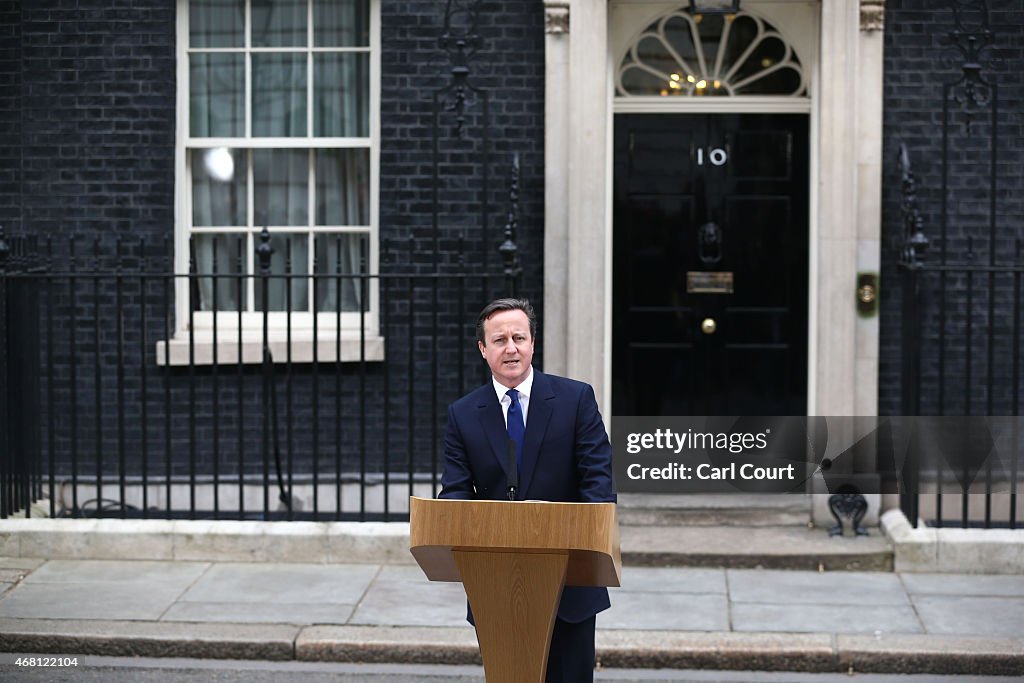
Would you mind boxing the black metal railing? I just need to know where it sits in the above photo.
[897,1,1020,529]
[0,222,521,522]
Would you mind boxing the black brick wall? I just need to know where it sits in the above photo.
[12,0,176,240]
[0,1,20,233]
[879,0,1024,416]
[0,0,546,513]
[379,0,545,309]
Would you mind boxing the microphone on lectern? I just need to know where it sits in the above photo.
[506,439,519,501]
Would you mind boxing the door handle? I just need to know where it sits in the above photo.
[701,318,717,335]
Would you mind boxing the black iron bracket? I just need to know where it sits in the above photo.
[438,0,483,137]
[897,143,928,271]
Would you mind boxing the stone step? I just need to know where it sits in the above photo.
[616,493,811,527]
[619,524,894,571]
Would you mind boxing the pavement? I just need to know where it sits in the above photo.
[0,556,1022,676]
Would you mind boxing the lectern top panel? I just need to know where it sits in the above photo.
[408,497,621,587]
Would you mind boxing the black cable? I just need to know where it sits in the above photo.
[263,347,293,512]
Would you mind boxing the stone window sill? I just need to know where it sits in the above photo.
[155,332,385,366]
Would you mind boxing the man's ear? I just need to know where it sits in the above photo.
[478,340,486,357]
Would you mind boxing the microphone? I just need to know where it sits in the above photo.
[506,439,519,501]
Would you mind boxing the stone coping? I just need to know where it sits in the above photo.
[881,509,1024,574]
[0,620,1020,675]
[0,518,414,565]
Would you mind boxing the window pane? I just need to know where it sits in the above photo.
[315,233,367,312]
[314,53,369,137]
[192,233,247,311]
[621,65,674,97]
[315,0,370,47]
[732,36,789,86]
[191,148,247,226]
[738,67,803,95]
[316,149,369,226]
[254,233,309,312]
[190,0,243,48]
[252,53,308,137]
[254,149,308,226]
[253,0,307,48]
[190,53,244,137]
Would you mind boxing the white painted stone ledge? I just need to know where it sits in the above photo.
[0,518,414,565]
[881,509,1024,574]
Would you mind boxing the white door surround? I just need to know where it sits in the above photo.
[542,0,885,422]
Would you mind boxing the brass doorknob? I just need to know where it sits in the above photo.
[701,318,717,335]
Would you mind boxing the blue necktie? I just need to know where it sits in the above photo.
[506,388,525,472]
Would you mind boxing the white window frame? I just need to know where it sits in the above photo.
[163,0,382,365]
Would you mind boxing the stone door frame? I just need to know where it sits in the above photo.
[542,0,885,421]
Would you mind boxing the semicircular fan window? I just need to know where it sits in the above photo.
[617,10,806,97]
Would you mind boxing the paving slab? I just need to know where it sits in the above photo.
[374,565,432,582]
[0,581,190,620]
[618,567,726,594]
[601,593,729,632]
[0,558,44,571]
[350,577,468,627]
[0,618,299,660]
[730,603,923,635]
[179,562,378,605]
[22,559,208,586]
[726,569,909,605]
[912,596,1024,637]
[0,569,29,584]
[900,572,1024,597]
[161,600,356,625]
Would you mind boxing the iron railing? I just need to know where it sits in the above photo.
[897,1,1020,529]
[0,223,521,521]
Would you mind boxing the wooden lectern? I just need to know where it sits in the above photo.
[409,496,621,683]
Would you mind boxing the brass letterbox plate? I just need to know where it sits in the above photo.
[687,271,734,294]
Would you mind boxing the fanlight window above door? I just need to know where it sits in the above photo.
[617,10,806,97]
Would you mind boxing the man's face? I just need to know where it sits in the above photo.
[479,308,535,389]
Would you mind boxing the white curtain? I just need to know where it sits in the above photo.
[314,0,369,47]
[252,53,307,137]
[189,54,243,137]
[254,233,310,312]
[190,0,370,313]
[315,234,365,313]
[193,233,246,311]
[314,53,368,137]
[252,0,307,47]
[190,0,243,48]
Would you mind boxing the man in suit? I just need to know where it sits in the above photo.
[439,297,616,683]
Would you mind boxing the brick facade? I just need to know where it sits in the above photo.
[879,0,1024,415]
[0,0,546,508]
[2,0,1022,516]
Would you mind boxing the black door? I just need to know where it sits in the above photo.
[612,113,809,416]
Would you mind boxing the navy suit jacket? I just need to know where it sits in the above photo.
[438,370,616,623]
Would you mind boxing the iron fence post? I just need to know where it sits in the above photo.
[898,143,928,527]
[257,227,273,518]
[0,225,9,518]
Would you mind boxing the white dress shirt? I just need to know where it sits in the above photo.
[492,366,533,429]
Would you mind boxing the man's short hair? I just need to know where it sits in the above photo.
[476,298,538,345]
